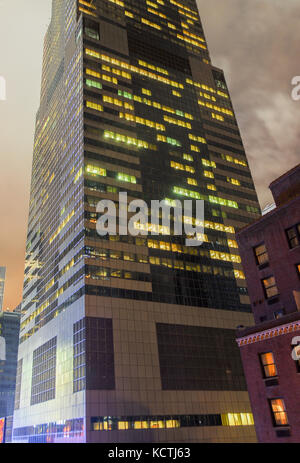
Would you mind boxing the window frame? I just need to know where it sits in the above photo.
[286,223,300,249]
[259,352,278,379]
[253,242,269,267]
[269,398,289,427]
[261,275,279,299]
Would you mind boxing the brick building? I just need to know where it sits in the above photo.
[236,163,300,442]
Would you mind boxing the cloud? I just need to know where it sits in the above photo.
[197,0,300,207]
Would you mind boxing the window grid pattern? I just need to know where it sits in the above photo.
[91,412,254,431]
[14,359,23,410]
[30,337,57,405]
[73,319,86,393]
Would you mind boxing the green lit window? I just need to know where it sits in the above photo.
[209,196,238,209]
[174,186,204,200]
[118,90,133,99]
[86,79,102,89]
[117,173,137,184]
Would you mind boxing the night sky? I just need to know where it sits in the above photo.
[0,0,299,310]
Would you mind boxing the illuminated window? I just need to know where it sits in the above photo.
[103,130,155,150]
[260,352,277,378]
[142,88,152,96]
[227,177,241,186]
[85,165,106,177]
[254,243,269,266]
[207,184,216,191]
[262,276,279,299]
[270,399,289,426]
[86,101,103,112]
[183,153,193,162]
[172,90,181,97]
[204,170,214,179]
[118,90,133,99]
[209,196,238,209]
[221,413,254,427]
[86,79,102,89]
[157,134,181,147]
[85,48,101,59]
[117,173,137,184]
[134,421,149,430]
[173,186,203,200]
[202,159,216,168]
[189,133,207,144]
[86,68,101,79]
[125,10,134,18]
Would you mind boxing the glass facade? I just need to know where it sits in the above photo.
[0,311,20,418]
[13,0,260,443]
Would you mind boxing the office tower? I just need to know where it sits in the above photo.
[236,164,300,443]
[13,0,261,443]
[0,268,5,312]
[0,309,21,419]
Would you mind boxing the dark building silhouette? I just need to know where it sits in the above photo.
[236,163,300,442]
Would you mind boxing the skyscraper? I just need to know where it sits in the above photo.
[13,0,261,443]
[0,268,5,312]
[0,309,20,420]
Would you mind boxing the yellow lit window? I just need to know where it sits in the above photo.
[210,250,241,264]
[86,101,103,112]
[172,90,181,97]
[85,48,101,59]
[166,420,180,429]
[150,421,165,429]
[85,164,106,177]
[189,133,207,144]
[183,153,193,162]
[207,184,216,191]
[141,18,162,30]
[86,68,101,78]
[204,170,214,179]
[202,159,216,168]
[125,10,134,18]
[142,88,152,96]
[118,421,129,430]
[134,421,149,429]
[227,177,241,186]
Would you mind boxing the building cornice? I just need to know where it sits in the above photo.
[236,320,300,347]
